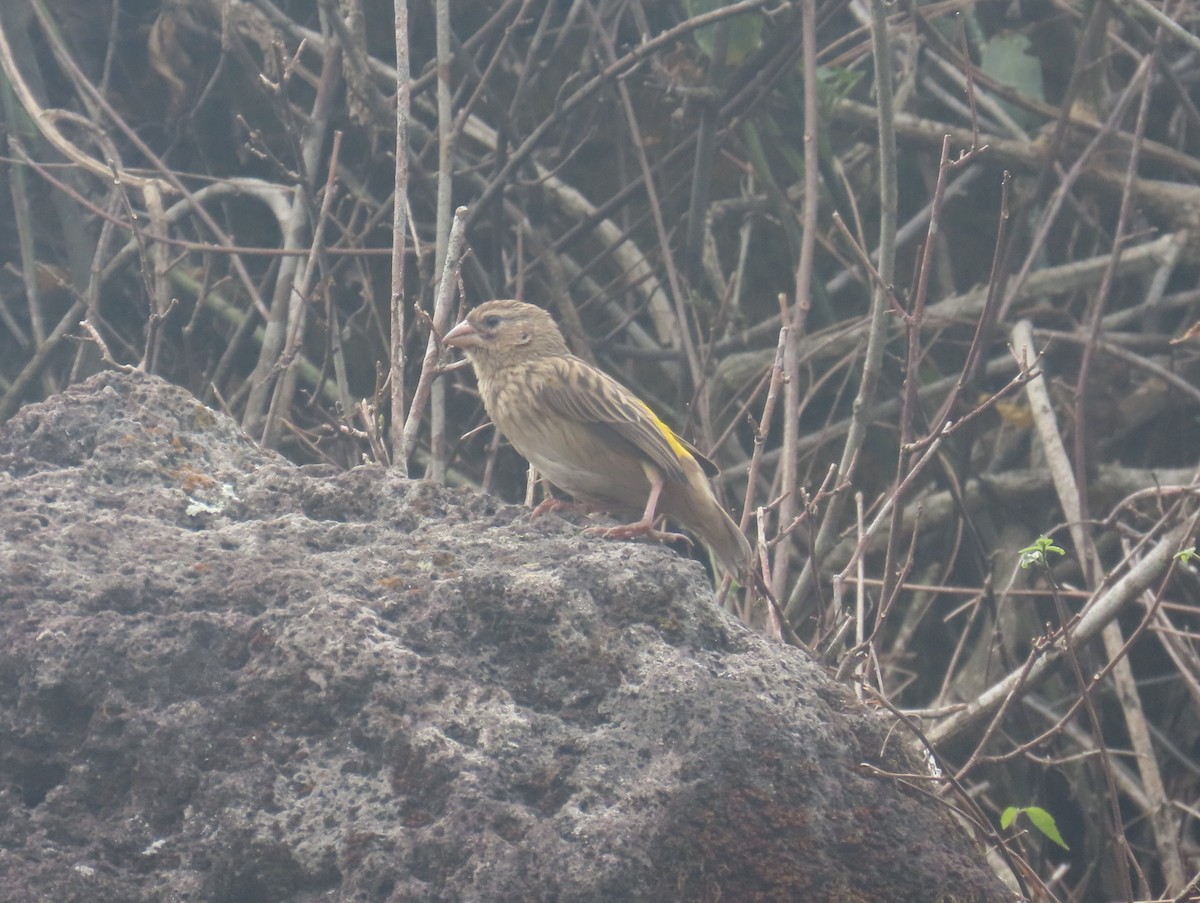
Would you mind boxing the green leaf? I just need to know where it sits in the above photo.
[683,0,762,65]
[1000,805,1070,850]
[1023,806,1069,850]
[980,32,1045,132]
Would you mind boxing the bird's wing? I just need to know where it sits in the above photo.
[533,357,704,483]
[677,433,720,478]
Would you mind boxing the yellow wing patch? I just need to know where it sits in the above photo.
[632,397,690,460]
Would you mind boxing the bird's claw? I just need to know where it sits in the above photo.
[530,497,577,520]
[583,519,692,549]
[531,498,608,520]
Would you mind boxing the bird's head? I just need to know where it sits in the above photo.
[443,300,570,369]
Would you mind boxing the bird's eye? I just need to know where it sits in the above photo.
[482,315,501,329]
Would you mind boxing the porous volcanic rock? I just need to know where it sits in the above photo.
[0,372,1014,902]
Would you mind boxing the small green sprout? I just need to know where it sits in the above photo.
[1000,805,1069,850]
[1018,536,1065,570]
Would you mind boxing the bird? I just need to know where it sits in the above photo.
[442,299,753,577]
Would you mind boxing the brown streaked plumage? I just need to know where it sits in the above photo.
[442,299,753,576]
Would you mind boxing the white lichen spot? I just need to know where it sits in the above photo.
[186,482,239,517]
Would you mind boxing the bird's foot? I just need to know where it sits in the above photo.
[530,498,601,520]
[583,518,692,549]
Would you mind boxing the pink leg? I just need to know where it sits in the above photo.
[582,476,691,548]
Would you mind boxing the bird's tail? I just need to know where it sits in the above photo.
[704,502,754,578]
[664,476,753,578]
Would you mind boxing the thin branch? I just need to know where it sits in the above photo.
[389,0,411,472]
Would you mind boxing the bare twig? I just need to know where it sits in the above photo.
[389,0,411,474]
[785,0,896,618]
[400,206,469,472]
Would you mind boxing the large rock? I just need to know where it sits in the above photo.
[0,373,1013,902]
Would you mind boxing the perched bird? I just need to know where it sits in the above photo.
[442,299,753,577]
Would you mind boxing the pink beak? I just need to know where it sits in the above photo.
[442,318,481,349]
